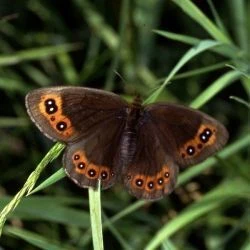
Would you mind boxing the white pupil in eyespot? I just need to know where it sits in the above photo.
[201,135,206,140]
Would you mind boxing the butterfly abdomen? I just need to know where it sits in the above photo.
[120,97,143,167]
[120,129,137,167]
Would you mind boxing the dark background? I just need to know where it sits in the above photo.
[0,0,249,249]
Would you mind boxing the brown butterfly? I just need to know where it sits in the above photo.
[25,87,228,201]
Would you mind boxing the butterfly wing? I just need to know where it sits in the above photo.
[144,103,229,167]
[26,86,128,189]
[122,120,179,201]
[25,86,128,142]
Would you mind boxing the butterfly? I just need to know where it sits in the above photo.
[25,87,228,201]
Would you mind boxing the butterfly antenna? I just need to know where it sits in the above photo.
[114,71,142,106]
[114,71,127,86]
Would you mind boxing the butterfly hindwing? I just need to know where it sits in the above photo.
[63,114,126,189]
[123,120,179,201]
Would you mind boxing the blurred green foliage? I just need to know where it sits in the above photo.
[0,0,249,249]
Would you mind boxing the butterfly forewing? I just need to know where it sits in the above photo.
[25,87,128,142]
[145,103,229,167]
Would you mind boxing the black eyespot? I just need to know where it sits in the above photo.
[101,171,108,180]
[88,169,96,177]
[77,162,85,169]
[204,128,212,136]
[199,128,212,143]
[45,99,58,114]
[135,178,143,187]
[199,133,209,143]
[181,153,186,158]
[186,146,195,155]
[147,181,154,189]
[45,99,55,105]
[74,154,80,161]
[56,121,67,131]
[157,178,163,185]
[164,172,170,178]
[197,143,203,149]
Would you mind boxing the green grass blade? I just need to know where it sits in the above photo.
[226,64,250,96]
[89,181,104,250]
[104,0,130,91]
[153,30,200,45]
[229,96,250,109]
[103,200,147,228]
[80,199,147,247]
[0,43,82,66]
[172,0,232,44]
[0,143,65,236]
[0,117,28,127]
[190,70,242,109]
[241,238,250,250]
[26,143,65,195]
[0,196,90,228]
[103,213,132,250]
[173,61,230,80]
[28,168,66,195]
[75,0,118,50]
[161,239,178,250]
[230,0,248,52]
[144,40,222,104]
[0,196,85,208]
[0,77,30,93]
[57,53,79,84]
[207,0,227,34]
[145,179,250,250]
[21,65,51,86]
[226,64,250,79]
[4,226,72,250]
[153,30,239,58]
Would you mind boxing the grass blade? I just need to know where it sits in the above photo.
[4,226,71,250]
[28,168,66,195]
[0,143,65,236]
[75,0,118,50]
[0,43,82,66]
[172,0,232,44]
[88,181,104,250]
[229,96,250,109]
[145,179,250,250]
[190,70,242,109]
[144,40,222,104]
[154,30,239,58]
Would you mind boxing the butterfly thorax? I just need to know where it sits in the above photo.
[120,96,143,167]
